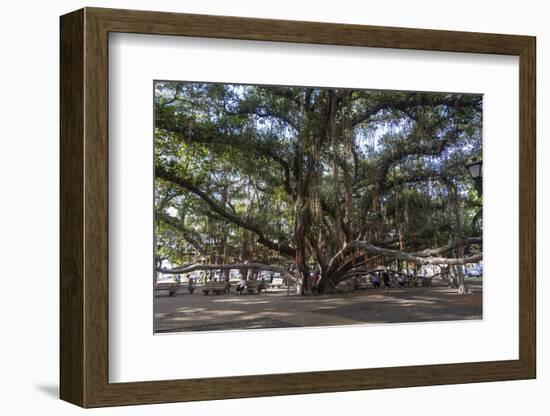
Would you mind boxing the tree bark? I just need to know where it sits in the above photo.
[455,265,471,294]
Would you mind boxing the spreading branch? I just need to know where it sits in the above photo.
[158,262,294,279]
[352,94,482,126]
[348,240,482,265]
[156,166,296,257]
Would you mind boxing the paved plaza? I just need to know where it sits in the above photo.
[154,281,482,333]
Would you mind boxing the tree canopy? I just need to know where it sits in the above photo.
[154,81,482,294]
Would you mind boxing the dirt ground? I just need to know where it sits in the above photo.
[154,280,482,333]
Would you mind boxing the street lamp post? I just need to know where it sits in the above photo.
[465,160,482,197]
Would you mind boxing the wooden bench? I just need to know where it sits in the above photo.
[155,282,180,297]
[155,282,196,296]
[245,280,260,294]
[202,281,229,295]
[270,277,284,288]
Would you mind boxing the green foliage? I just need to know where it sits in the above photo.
[154,81,482,269]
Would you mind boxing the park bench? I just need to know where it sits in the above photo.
[421,277,432,287]
[336,280,354,293]
[155,282,196,296]
[354,277,370,290]
[397,275,410,288]
[155,282,180,297]
[270,277,284,288]
[202,281,229,295]
[245,280,260,294]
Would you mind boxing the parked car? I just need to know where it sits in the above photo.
[465,266,483,277]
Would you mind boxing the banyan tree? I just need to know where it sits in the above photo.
[154,81,483,295]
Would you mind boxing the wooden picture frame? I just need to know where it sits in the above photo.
[60,7,536,408]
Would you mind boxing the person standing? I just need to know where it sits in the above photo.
[311,271,320,293]
[382,271,391,289]
[372,273,381,288]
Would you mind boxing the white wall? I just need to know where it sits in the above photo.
[0,0,545,414]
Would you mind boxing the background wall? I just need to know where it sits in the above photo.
[0,0,545,414]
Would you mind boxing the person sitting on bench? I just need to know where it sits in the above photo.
[236,280,246,295]
[397,275,407,287]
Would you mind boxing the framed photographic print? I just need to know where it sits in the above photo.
[60,7,536,408]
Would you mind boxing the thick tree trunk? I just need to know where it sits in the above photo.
[316,277,337,294]
[448,267,458,288]
[294,192,311,295]
[455,265,472,295]
[446,179,474,295]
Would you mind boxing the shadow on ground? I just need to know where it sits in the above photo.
[155,282,482,333]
